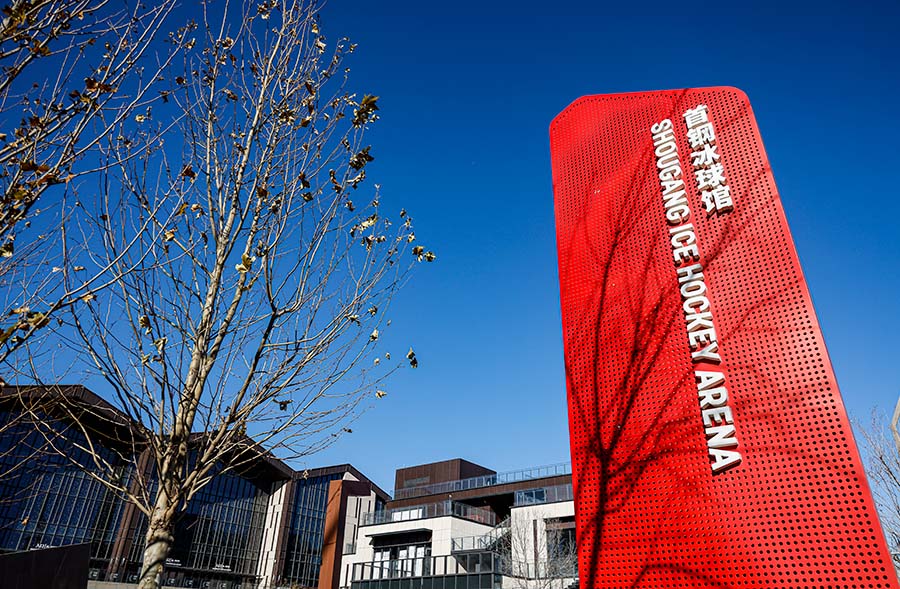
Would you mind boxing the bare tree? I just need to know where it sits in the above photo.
[856,410,900,573]
[0,0,181,364]
[502,508,578,589]
[14,1,429,588]
[0,0,181,510]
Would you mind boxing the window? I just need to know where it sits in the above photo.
[372,542,431,578]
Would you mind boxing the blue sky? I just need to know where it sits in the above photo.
[295,0,900,492]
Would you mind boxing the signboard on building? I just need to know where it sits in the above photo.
[549,87,898,587]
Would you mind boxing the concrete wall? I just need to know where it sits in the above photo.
[256,478,292,587]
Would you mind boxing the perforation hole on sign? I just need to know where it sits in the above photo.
[549,88,896,589]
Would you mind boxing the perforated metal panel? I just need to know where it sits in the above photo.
[550,88,897,588]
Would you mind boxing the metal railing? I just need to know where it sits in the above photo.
[393,462,571,500]
[349,553,507,582]
[506,558,578,581]
[451,534,503,552]
[361,500,496,527]
[513,483,573,506]
[451,518,509,553]
[349,554,576,584]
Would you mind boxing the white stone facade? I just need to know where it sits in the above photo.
[340,498,576,589]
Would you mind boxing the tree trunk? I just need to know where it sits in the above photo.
[139,490,175,589]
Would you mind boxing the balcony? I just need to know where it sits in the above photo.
[349,553,508,583]
[362,501,496,527]
[393,463,571,500]
[450,533,506,553]
[451,517,509,553]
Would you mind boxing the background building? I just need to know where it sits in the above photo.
[341,459,577,589]
[1,388,575,589]
[0,386,387,589]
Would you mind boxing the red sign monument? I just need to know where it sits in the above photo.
[550,87,897,588]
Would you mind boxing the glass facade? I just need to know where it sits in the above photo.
[173,465,271,577]
[513,483,573,506]
[279,472,386,588]
[0,394,385,589]
[279,473,343,588]
[372,544,431,578]
[120,463,273,588]
[0,407,130,574]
